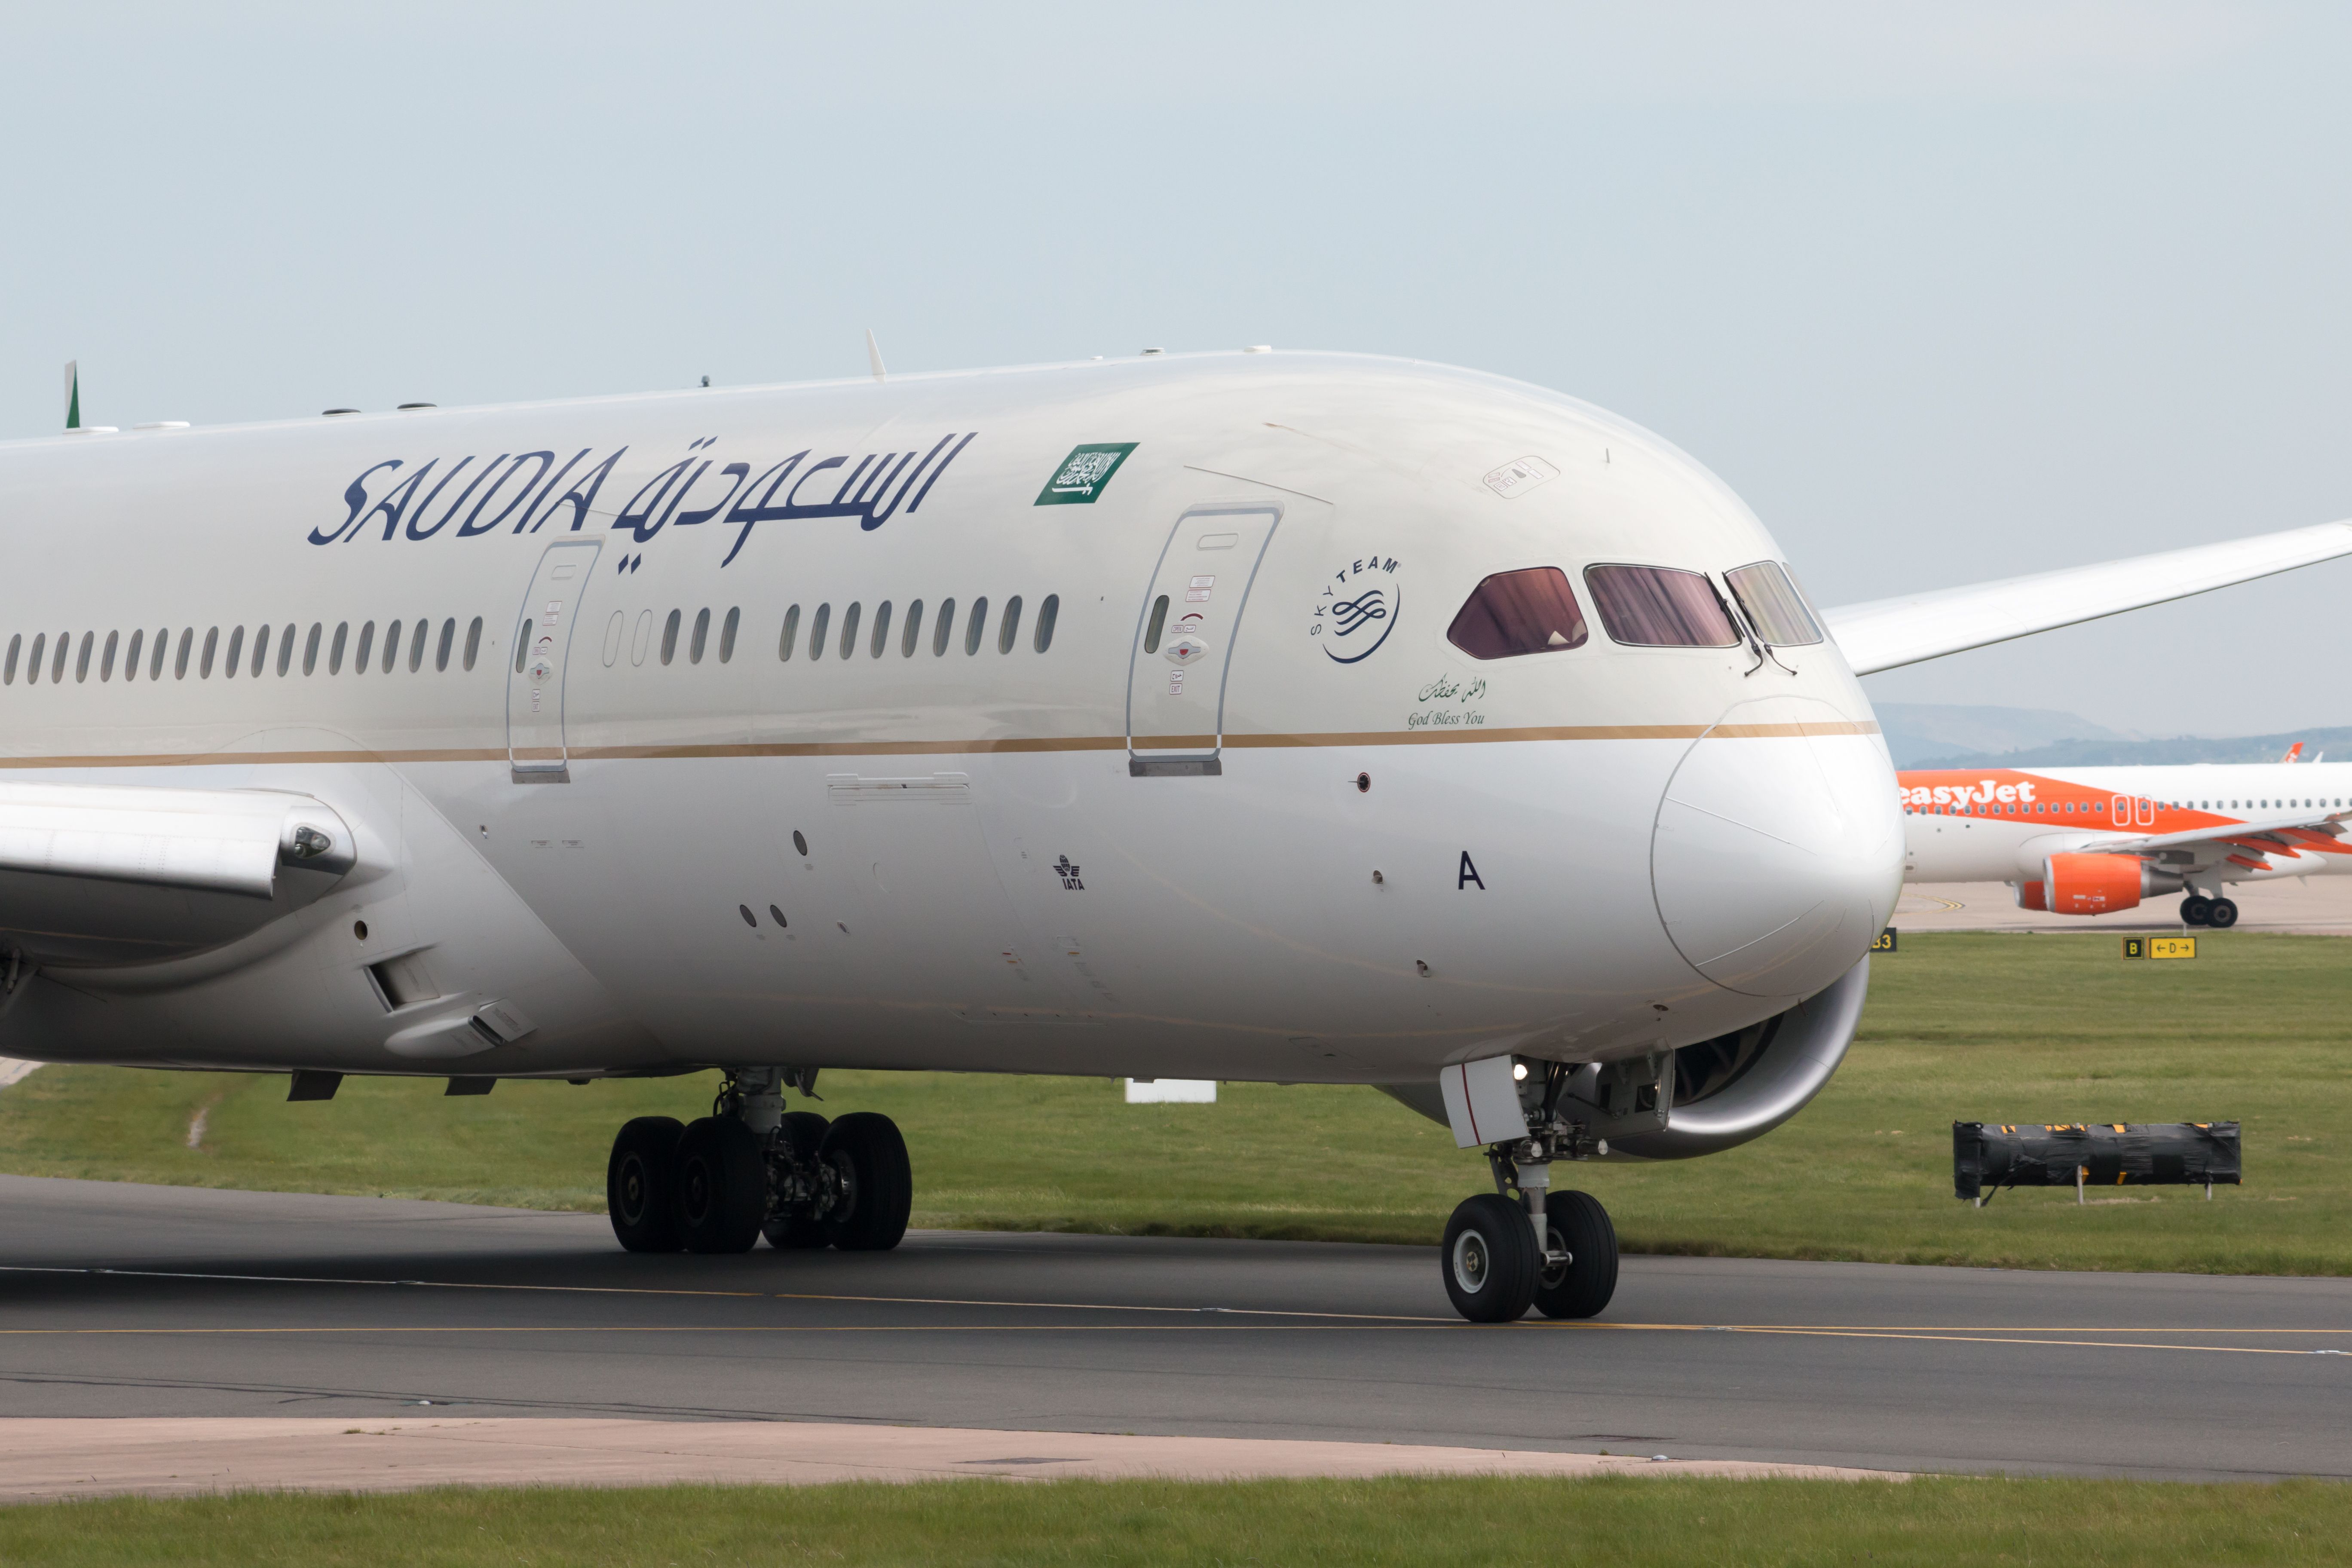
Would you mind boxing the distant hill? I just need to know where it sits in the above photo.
[1874,703,2135,769]
[1907,726,2352,771]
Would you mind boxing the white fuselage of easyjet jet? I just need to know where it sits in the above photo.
[0,352,1905,1161]
[1902,762,2352,907]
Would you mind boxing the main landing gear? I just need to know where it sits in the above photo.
[605,1068,910,1256]
[2180,895,2238,928]
[1441,1142,1620,1323]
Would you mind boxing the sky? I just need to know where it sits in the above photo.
[5,2,2350,737]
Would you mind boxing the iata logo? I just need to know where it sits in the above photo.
[1309,554,1401,664]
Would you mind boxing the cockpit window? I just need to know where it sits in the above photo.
[1446,567,1589,659]
[1583,564,1740,648]
[1724,561,1823,646]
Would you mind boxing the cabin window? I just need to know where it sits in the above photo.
[354,621,376,674]
[464,616,484,671]
[303,624,322,676]
[778,605,802,662]
[156,629,174,680]
[932,599,956,656]
[1446,567,1589,659]
[838,602,862,660]
[719,607,739,664]
[326,624,346,675]
[382,620,402,674]
[1584,564,1740,648]
[869,601,892,659]
[808,604,831,660]
[125,630,143,682]
[901,600,924,657]
[98,630,117,682]
[51,633,70,683]
[435,618,454,672]
[200,628,220,679]
[689,607,710,665]
[248,625,267,677]
[1724,561,1824,646]
[965,597,989,655]
[1143,594,1170,653]
[1035,594,1060,653]
[224,626,245,680]
[25,634,44,685]
[998,595,1023,654]
[660,610,681,666]
[272,624,289,676]
[407,618,426,673]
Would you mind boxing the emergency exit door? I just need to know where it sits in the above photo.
[1126,505,1281,776]
[507,541,601,780]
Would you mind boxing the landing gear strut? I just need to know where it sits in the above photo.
[603,1067,911,1256]
[1442,1129,1620,1324]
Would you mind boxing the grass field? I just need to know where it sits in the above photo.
[3,1476,2350,1566]
[0,931,2345,1274]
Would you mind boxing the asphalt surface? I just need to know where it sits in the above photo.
[2,1175,2347,1481]
[1900,877,2352,934]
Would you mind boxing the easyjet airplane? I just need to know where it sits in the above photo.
[5,348,2349,1323]
[1902,759,2352,925]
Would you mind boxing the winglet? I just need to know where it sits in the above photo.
[63,360,79,431]
[866,330,887,383]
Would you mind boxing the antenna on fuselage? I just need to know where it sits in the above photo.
[866,329,887,383]
[63,360,80,430]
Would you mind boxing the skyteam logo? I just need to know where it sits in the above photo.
[1309,554,1401,664]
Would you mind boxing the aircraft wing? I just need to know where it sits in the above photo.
[1822,519,2352,676]
[2100,809,2352,866]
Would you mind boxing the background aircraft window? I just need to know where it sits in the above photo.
[869,601,892,659]
[52,633,70,683]
[381,620,402,674]
[354,621,376,674]
[200,628,220,679]
[303,624,322,675]
[435,618,455,672]
[3,634,16,685]
[1724,561,1824,646]
[1446,567,1589,659]
[99,631,118,682]
[901,599,925,657]
[809,603,831,659]
[225,626,245,678]
[720,607,740,664]
[689,607,710,665]
[1584,564,1740,648]
[464,616,484,671]
[932,598,956,656]
[778,604,802,661]
[998,595,1023,654]
[125,629,143,682]
[839,602,862,660]
[660,609,681,666]
[328,622,347,675]
[1034,594,1059,653]
[26,634,44,685]
[1143,594,1170,653]
[965,597,989,655]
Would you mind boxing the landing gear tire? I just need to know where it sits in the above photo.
[2180,896,2213,926]
[762,1111,832,1250]
[1529,1189,1618,1320]
[606,1116,686,1253]
[2208,898,2240,929]
[677,1115,767,1254]
[1441,1193,1538,1323]
[818,1112,912,1252]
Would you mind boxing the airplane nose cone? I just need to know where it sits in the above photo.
[1651,697,1903,999]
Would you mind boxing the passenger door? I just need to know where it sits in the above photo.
[507,541,602,781]
[1125,505,1282,776]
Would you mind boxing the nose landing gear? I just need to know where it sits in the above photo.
[603,1069,911,1256]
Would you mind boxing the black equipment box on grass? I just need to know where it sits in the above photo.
[1954,1121,2240,1204]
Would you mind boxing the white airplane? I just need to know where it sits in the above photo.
[1902,759,2352,925]
[3,348,2349,1324]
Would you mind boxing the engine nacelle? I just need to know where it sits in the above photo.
[2038,852,2181,916]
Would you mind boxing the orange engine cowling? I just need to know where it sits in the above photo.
[2014,880,2049,911]
[2042,852,2165,915]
